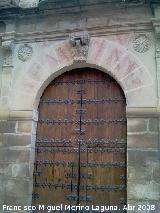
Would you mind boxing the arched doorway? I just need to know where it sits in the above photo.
[32,68,127,212]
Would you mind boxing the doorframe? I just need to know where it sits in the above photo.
[31,67,128,208]
[29,62,130,209]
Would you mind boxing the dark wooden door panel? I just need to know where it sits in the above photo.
[34,151,78,205]
[32,68,127,212]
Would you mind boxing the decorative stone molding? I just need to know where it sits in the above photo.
[152,19,160,58]
[133,34,151,53]
[152,18,160,107]
[2,40,14,52]
[2,40,14,66]
[69,31,90,63]
[18,44,33,62]
[152,18,160,39]
[3,54,13,67]
[151,18,160,59]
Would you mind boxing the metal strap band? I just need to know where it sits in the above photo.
[34,160,126,168]
[34,183,126,191]
[50,79,112,85]
[36,138,126,146]
[36,147,126,153]
[40,98,126,105]
[38,118,127,125]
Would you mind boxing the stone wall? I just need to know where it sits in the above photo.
[0,3,160,213]
[0,115,34,209]
[127,117,160,211]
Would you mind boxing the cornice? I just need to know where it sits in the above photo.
[0,21,153,44]
[0,0,146,11]
[38,0,145,10]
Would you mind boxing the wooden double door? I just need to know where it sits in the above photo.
[32,68,127,212]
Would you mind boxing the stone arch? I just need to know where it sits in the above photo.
[9,37,156,111]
